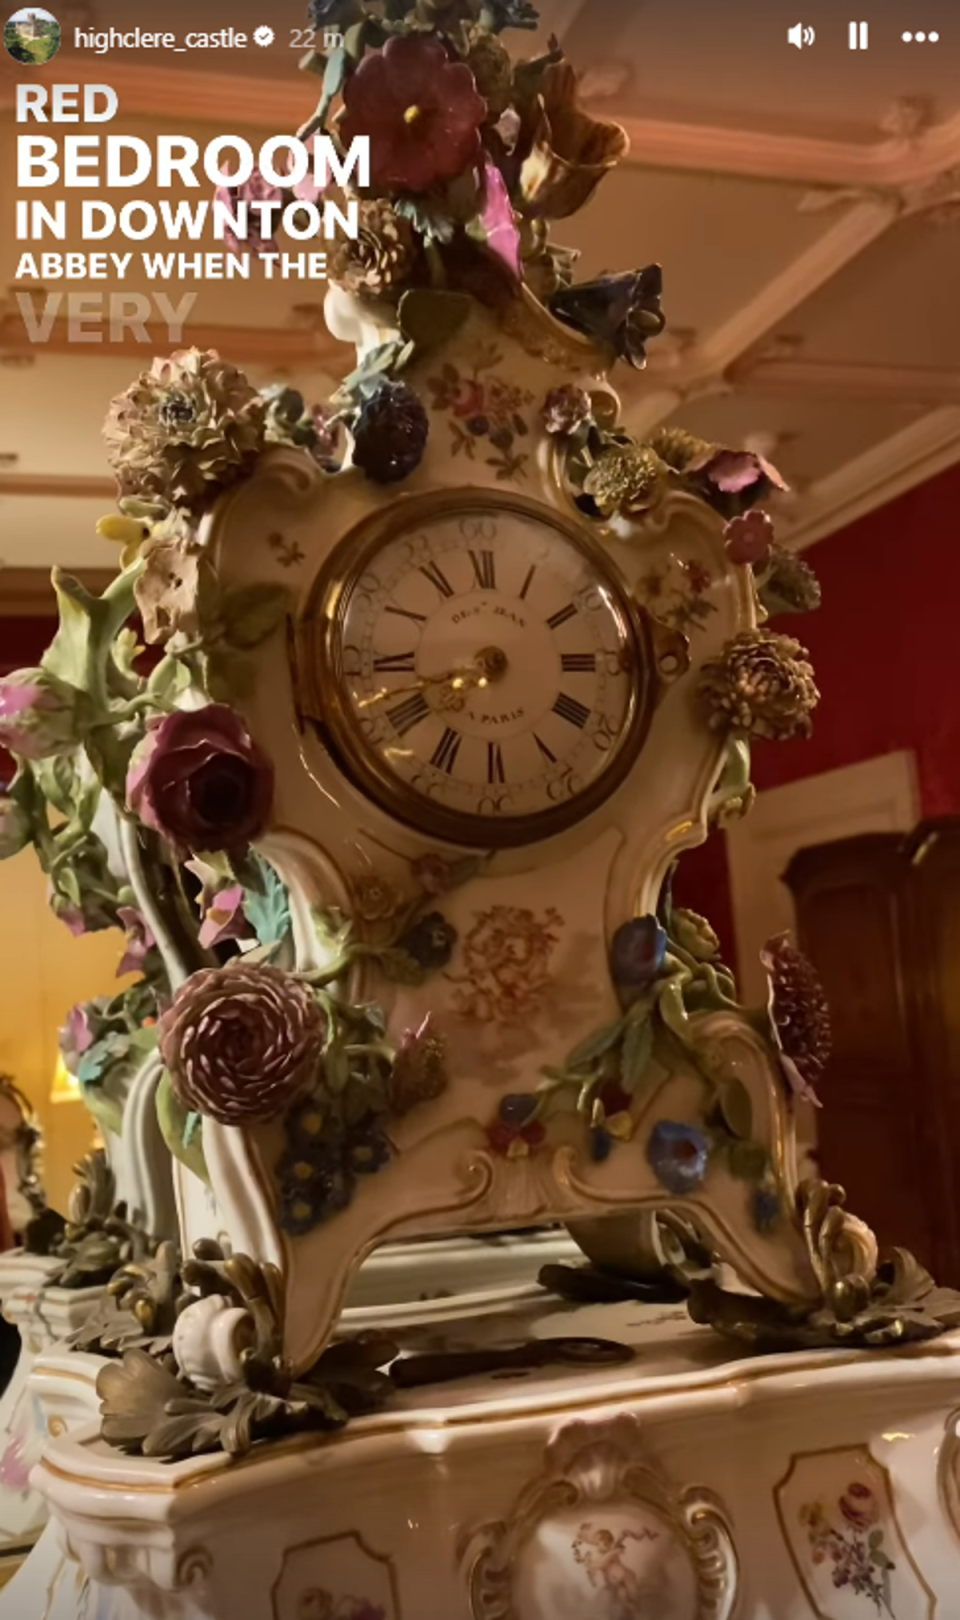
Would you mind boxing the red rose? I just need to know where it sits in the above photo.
[126,705,273,856]
[340,36,487,194]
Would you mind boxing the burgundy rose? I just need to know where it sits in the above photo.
[126,705,273,857]
[159,961,324,1125]
[340,36,487,194]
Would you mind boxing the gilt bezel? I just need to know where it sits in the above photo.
[297,488,657,848]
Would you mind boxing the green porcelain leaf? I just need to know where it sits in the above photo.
[398,289,473,351]
[718,1076,753,1141]
[564,1019,624,1072]
[156,1071,209,1185]
[219,585,290,651]
[620,1016,654,1092]
[81,1083,125,1141]
[726,1139,769,1181]
[241,855,292,948]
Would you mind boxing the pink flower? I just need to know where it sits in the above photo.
[476,156,520,281]
[0,1438,31,1495]
[198,883,251,950]
[0,668,80,761]
[292,134,327,205]
[117,906,156,977]
[840,1482,879,1530]
[340,36,487,194]
[126,705,274,858]
[61,1002,94,1066]
[214,168,285,257]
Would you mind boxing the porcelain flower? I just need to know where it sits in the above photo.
[213,167,285,257]
[126,705,274,857]
[159,961,324,1125]
[340,36,487,194]
[519,61,627,219]
[0,668,82,761]
[0,793,31,860]
[104,348,265,510]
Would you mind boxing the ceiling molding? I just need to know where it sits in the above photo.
[610,110,960,191]
[0,474,115,499]
[779,406,960,551]
[728,358,960,407]
[0,567,114,616]
[623,198,900,435]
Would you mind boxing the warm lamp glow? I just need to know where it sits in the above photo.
[50,1057,82,1104]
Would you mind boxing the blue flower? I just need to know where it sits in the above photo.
[285,1097,338,1153]
[279,1159,355,1236]
[550,267,665,370]
[610,915,667,990]
[345,1123,392,1177]
[647,1121,709,1195]
[753,1187,781,1233]
[498,1093,538,1127]
[398,911,457,971]
[590,1127,614,1163]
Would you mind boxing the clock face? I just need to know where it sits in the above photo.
[305,494,655,846]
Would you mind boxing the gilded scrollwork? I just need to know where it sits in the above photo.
[460,1415,738,1620]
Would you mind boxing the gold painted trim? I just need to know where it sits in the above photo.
[270,1529,402,1620]
[297,487,658,850]
[773,1444,938,1618]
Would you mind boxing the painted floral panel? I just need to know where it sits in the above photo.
[634,553,719,637]
[272,1531,398,1620]
[425,346,535,481]
[776,1448,935,1620]
[512,1502,698,1620]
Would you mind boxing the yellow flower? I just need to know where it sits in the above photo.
[96,512,149,569]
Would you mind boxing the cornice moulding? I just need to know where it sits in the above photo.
[728,359,960,407]
[611,109,960,191]
[779,406,960,550]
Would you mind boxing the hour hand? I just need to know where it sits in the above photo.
[368,646,508,711]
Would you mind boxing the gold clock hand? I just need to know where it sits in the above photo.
[362,646,509,712]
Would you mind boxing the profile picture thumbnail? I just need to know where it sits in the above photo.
[4,7,60,63]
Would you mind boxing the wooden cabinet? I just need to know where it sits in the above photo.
[784,819,960,1284]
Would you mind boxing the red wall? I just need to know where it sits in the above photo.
[676,461,960,969]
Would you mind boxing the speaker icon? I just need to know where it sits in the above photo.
[787,21,816,46]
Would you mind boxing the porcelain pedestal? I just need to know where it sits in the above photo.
[0,1252,102,1578]
[17,1294,960,1620]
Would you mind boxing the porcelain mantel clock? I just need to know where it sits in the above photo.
[10,13,960,1613]
[173,284,819,1376]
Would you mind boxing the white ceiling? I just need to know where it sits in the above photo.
[1,0,959,570]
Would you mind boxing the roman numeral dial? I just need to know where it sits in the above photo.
[321,497,647,846]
